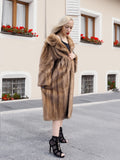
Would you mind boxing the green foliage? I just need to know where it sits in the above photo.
[108,81,116,89]
[13,93,21,99]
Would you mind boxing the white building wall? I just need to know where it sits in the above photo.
[0,0,120,100]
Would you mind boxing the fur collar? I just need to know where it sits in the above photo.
[45,34,75,53]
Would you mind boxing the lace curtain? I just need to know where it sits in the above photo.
[2,0,12,26]
[88,18,93,38]
[17,3,25,27]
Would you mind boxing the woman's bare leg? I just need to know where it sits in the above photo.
[52,120,61,136]
[60,120,63,127]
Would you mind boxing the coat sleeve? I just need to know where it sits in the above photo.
[73,52,77,73]
[74,55,77,73]
[38,43,61,88]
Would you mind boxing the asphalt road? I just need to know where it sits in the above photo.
[0,92,120,160]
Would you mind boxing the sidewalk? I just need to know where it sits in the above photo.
[0,92,120,112]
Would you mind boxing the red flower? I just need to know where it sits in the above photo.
[36,35,39,37]
[95,37,99,41]
[2,25,6,28]
[6,25,11,28]
[114,40,119,46]
[91,36,95,39]
[19,26,24,30]
[28,29,33,32]
[112,81,115,83]
[81,34,83,37]
[81,36,85,39]
[4,94,7,98]
[16,27,19,29]
[2,97,8,100]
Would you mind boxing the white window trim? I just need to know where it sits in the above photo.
[0,71,32,100]
[0,0,3,32]
[0,0,37,39]
[80,8,102,46]
[105,71,120,91]
[79,71,98,94]
[112,17,120,49]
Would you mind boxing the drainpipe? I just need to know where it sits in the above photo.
[45,0,47,38]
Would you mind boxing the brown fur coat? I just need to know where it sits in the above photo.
[38,34,77,121]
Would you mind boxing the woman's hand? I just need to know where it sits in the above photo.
[69,52,76,60]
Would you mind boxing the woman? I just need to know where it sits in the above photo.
[38,16,77,158]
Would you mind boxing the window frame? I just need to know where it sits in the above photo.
[80,9,102,46]
[81,75,94,94]
[81,14,95,38]
[114,23,120,42]
[5,0,29,29]
[0,72,31,101]
[106,71,119,91]
[107,74,116,90]
[2,78,25,97]
[79,71,97,94]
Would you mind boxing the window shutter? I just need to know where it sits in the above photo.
[66,0,80,43]
[66,0,80,16]
[70,17,80,43]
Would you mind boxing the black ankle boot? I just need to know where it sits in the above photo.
[59,127,68,143]
[49,136,65,158]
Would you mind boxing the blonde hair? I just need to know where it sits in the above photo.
[51,16,73,34]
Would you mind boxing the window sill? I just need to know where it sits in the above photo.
[1,31,35,38]
[80,39,102,45]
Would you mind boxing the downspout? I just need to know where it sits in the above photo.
[45,0,47,38]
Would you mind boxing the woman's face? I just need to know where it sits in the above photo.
[61,20,74,36]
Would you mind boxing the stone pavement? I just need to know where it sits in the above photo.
[0,92,120,160]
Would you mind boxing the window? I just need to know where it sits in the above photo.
[113,23,120,46]
[80,9,103,45]
[2,78,25,97]
[107,74,116,90]
[114,24,120,42]
[1,0,38,37]
[81,14,95,38]
[2,0,29,28]
[81,75,94,94]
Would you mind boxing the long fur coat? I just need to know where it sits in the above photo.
[38,34,77,121]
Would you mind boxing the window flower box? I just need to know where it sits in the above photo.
[1,25,38,37]
[113,40,120,47]
[108,81,116,90]
[80,34,104,45]
[2,93,28,101]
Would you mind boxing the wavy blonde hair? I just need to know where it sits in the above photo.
[51,16,73,34]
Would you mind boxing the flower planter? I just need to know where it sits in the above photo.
[113,40,120,47]
[80,34,103,45]
[1,25,38,37]
[114,45,120,48]
[1,30,34,37]
[81,39,102,45]
[2,93,28,101]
